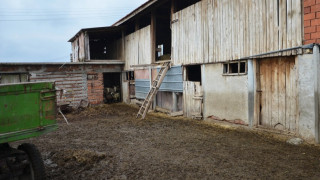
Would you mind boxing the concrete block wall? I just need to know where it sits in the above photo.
[87,72,104,105]
[304,0,320,44]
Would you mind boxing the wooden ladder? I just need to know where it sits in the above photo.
[136,61,171,119]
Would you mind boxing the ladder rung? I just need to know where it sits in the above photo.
[136,62,170,119]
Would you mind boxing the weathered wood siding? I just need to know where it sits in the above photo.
[183,81,203,118]
[124,26,151,70]
[172,0,302,65]
[259,57,297,132]
[110,38,123,60]
[71,33,86,62]
[0,64,123,107]
[30,72,87,107]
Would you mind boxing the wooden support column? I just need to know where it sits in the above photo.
[151,11,156,63]
[121,30,125,62]
[172,92,178,112]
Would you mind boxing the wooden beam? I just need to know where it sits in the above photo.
[151,11,156,63]
[121,30,125,61]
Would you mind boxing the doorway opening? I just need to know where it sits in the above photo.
[155,0,172,61]
[185,65,201,82]
[103,73,121,103]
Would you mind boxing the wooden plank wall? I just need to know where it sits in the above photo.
[71,33,86,62]
[172,0,302,65]
[110,38,123,60]
[124,25,152,70]
[78,33,86,62]
[30,72,87,107]
[183,81,203,118]
[71,41,78,62]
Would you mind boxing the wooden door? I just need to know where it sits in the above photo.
[259,57,297,131]
[183,81,203,119]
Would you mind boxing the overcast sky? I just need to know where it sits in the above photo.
[0,0,147,62]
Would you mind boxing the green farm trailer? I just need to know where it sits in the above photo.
[0,82,57,179]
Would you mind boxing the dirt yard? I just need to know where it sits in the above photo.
[19,104,320,179]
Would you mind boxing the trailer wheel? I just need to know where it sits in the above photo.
[18,143,46,180]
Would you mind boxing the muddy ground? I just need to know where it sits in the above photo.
[19,104,320,179]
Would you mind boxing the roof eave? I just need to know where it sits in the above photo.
[68,26,123,42]
[112,0,158,26]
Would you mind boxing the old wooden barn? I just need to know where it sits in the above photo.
[2,0,318,143]
[68,0,320,142]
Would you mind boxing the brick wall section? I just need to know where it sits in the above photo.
[304,0,320,44]
[87,73,104,105]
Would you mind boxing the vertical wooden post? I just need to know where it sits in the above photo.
[84,32,90,61]
[121,30,126,64]
[151,11,156,63]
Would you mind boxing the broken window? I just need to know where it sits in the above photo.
[186,65,201,82]
[223,61,247,75]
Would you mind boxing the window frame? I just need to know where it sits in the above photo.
[222,61,247,76]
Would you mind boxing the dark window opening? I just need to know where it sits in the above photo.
[240,62,246,73]
[155,1,172,61]
[126,71,135,81]
[186,65,201,82]
[229,63,238,74]
[174,0,201,12]
[103,73,121,103]
[223,61,247,75]
[223,64,228,74]
[89,31,122,60]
